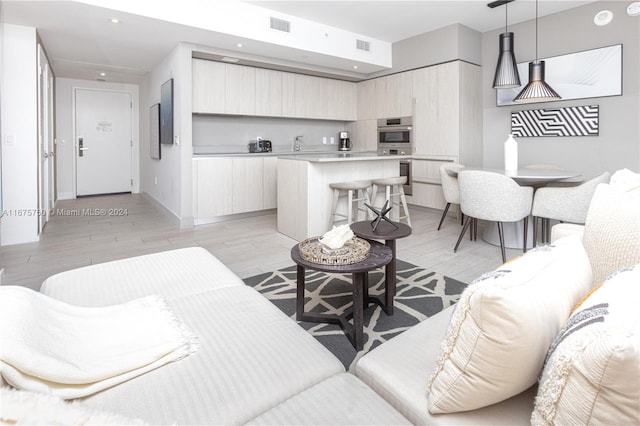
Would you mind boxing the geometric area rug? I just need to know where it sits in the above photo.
[243,260,467,370]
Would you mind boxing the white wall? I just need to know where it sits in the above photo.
[481,1,640,177]
[55,78,140,200]
[0,24,39,246]
[139,43,193,227]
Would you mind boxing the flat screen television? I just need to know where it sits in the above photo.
[160,78,173,144]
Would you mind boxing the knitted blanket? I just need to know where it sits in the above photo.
[0,286,198,399]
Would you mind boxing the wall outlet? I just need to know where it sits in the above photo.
[330,137,335,144]
[174,135,180,145]
[154,177,158,185]
[322,137,327,144]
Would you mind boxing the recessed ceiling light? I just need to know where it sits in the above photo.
[99,72,107,77]
[236,43,243,48]
[593,10,613,26]
[628,1,640,16]
[353,65,358,70]
[109,18,120,24]
[221,57,240,63]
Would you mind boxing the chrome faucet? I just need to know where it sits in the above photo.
[294,135,303,151]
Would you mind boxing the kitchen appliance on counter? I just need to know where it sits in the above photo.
[248,138,272,153]
[377,117,412,155]
[338,131,351,151]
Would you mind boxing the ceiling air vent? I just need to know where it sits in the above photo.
[356,39,370,52]
[270,17,291,33]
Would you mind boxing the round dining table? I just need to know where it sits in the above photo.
[452,167,582,249]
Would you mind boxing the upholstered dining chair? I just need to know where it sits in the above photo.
[437,163,465,230]
[531,171,611,245]
[454,170,534,263]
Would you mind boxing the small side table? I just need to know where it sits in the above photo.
[350,221,412,315]
[291,241,392,351]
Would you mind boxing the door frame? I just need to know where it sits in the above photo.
[72,87,139,198]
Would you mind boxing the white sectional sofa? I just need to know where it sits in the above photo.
[2,177,638,425]
[34,247,410,425]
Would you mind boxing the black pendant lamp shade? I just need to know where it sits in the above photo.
[489,0,520,89]
[513,60,560,103]
[514,0,561,103]
[492,32,521,88]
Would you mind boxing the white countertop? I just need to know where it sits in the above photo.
[279,152,412,162]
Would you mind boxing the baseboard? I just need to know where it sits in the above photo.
[194,209,276,226]
[140,192,191,229]
[57,192,75,200]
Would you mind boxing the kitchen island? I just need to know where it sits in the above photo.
[277,152,410,241]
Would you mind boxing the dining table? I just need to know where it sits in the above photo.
[451,167,582,249]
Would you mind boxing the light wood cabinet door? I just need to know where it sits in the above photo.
[192,59,225,114]
[232,158,264,213]
[332,79,357,121]
[255,68,282,117]
[384,72,413,118]
[225,64,255,115]
[346,119,377,152]
[194,158,233,217]
[357,79,376,120]
[262,157,278,209]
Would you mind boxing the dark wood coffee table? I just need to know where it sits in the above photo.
[291,241,392,351]
[350,221,412,315]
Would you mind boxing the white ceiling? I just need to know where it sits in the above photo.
[1,0,596,84]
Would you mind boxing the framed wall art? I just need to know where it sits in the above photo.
[511,105,599,137]
[497,44,622,106]
[150,103,161,159]
[160,78,174,144]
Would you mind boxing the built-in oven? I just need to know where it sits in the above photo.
[400,160,412,196]
[377,117,413,155]
[378,117,413,195]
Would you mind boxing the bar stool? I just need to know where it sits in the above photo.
[370,177,411,227]
[328,180,372,229]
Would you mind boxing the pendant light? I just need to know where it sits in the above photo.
[490,0,521,89]
[514,0,561,103]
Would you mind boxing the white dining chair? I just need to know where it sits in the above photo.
[437,163,465,230]
[532,171,611,245]
[454,170,534,263]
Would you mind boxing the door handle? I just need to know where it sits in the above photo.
[78,138,88,157]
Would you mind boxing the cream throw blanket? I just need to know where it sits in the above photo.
[0,286,199,399]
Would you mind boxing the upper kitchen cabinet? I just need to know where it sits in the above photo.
[412,61,481,163]
[255,68,282,117]
[193,59,356,120]
[378,72,413,119]
[281,72,356,121]
[226,64,255,115]
[357,79,376,120]
[192,59,226,114]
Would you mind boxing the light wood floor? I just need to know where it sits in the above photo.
[0,193,524,291]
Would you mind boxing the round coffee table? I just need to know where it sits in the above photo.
[291,241,392,351]
[350,221,412,314]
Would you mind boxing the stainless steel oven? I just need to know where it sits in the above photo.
[400,160,412,196]
[377,117,413,155]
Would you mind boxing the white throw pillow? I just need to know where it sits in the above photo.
[582,183,640,285]
[427,236,593,413]
[531,265,640,425]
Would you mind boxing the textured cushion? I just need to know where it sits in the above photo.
[355,307,536,425]
[427,236,593,413]
[247,373,411,425]
[40,247,243,305]
[582,183,640,285]
[531,265,640,425]
[73,286,344,425]
[0,386,146,425]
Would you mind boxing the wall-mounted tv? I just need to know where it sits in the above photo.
[160,78,173,144]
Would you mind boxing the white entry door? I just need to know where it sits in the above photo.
[75,89,132,196]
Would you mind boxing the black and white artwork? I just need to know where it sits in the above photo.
[511,105,599,137]
[497,44,622,106]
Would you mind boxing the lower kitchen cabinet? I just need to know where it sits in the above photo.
[407,158,454,210]
[193,157,278,223]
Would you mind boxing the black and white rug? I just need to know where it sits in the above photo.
[243,260,467,369]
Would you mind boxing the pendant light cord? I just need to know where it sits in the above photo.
[505,4,508,32]
[535,0,539,61]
